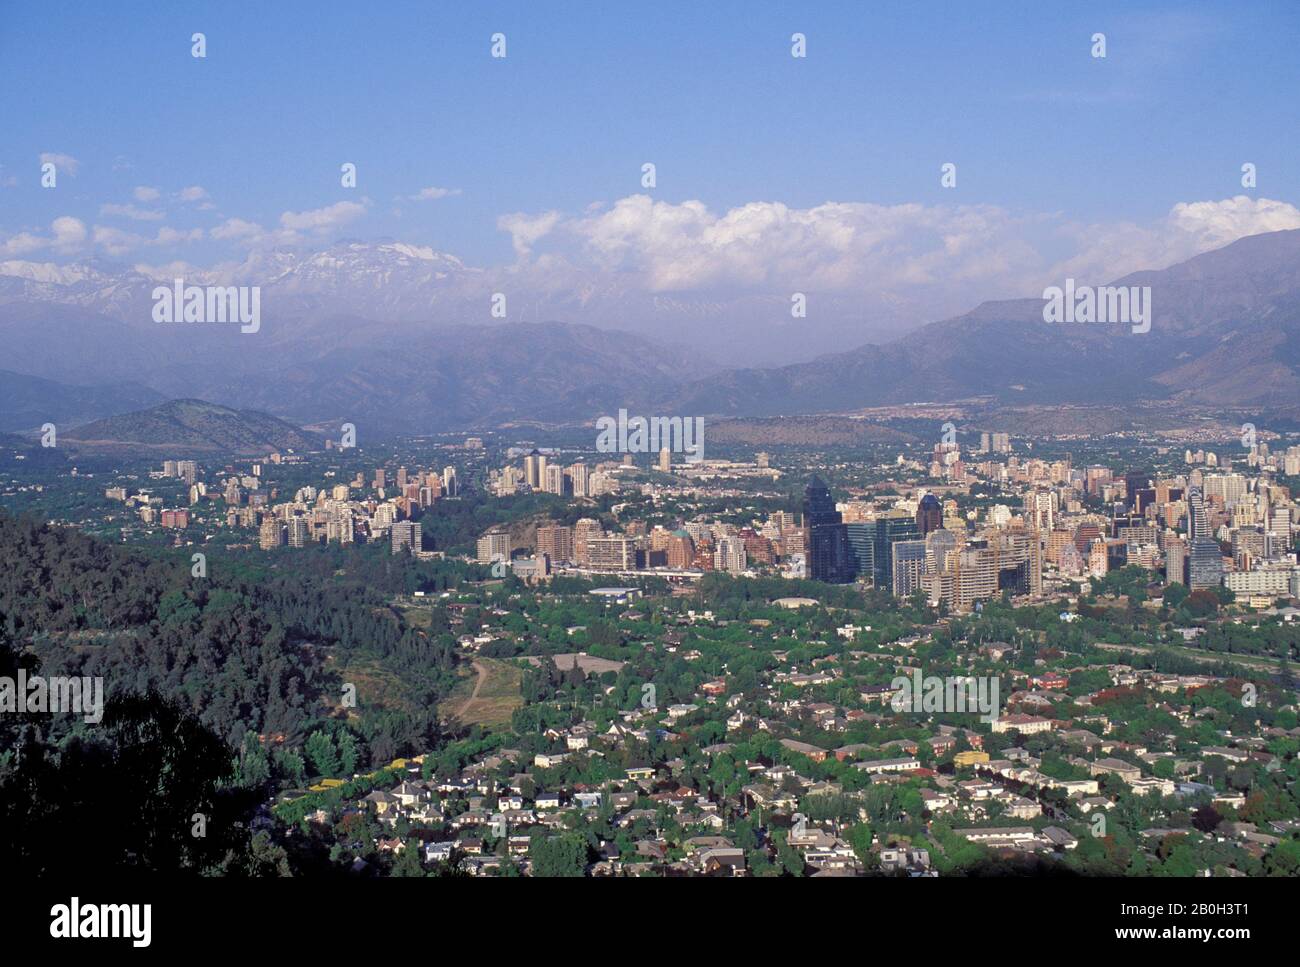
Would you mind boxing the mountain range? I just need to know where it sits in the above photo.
[2,228,1299,439]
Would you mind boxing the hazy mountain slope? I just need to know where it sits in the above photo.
[0,369,165,433]
[62,399,323,454]
[665,229,1300,419]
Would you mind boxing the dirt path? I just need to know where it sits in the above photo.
[452,660,488,720]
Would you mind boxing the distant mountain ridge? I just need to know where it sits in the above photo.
[3,228,1300,434]
[662,228,1300,420]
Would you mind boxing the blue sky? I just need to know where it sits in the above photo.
[2,0,1298,356]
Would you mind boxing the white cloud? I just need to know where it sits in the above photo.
[279,200,367,232]
[39,152,80,176]
[1,232,46,257]
[178,185,209,202]
[133,186,161,202]
[92,224,202,257]
[497,210,562,258]
[1047,196,1300,283]
[0,217,87,256]
[211,217,265,242]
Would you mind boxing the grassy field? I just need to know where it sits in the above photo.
[439,657,524,729]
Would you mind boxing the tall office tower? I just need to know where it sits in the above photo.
[442,466,458,497]
[1186,487,1223,589]
[844,522,875,586]
[1124,470,1152,510]
[891,540,928,597]
[163,460,178,477]
[1187,486,1211,541]
[658,447,672,473]
[536,524,574,564]
[713,535,748,575]
[569,462,589,497]
[259,518,285,550]
[536,454,549,491]
[803,476,854,583]
[396,467,408,489]
[756,452,770,468]
[391,520,422,555]
[992,432,1011,453]
[873,514,922,588]
[587,536,637,570]
[1266,505,1292,556]
[916,493,943,536]
[418,486,434,508]
[979,432,991,454]
[523,454,539,489]
[545,464,565,495]
[287,516,310,548]
[178,460,198,487]
[477,530,511,564]
[373,469,386,490]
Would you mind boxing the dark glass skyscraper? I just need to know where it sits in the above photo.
[916,493,943,536]
[803,476,854,583]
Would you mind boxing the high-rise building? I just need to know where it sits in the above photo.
[1125,470,1152,511]
[713,535,747,575]
[1186,487,1223,590]
[873,515,922,588]
[666,532,694,569]
[477,530,511,564]
[545,464,565,495]
[569,462,589,498]
[891,540,928,597]
[658,447,672,473]
[442,466,458,497]
[916,493,943,536]
[287,516,310,548]
[587,536,636,570]
[1164,537,1186,585]
[1025,490,1056,532]
[803,476,854,584]
[259,517,285,550]
[573,518,603,563]
[391,521,421,555]
[536,524,574,564]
